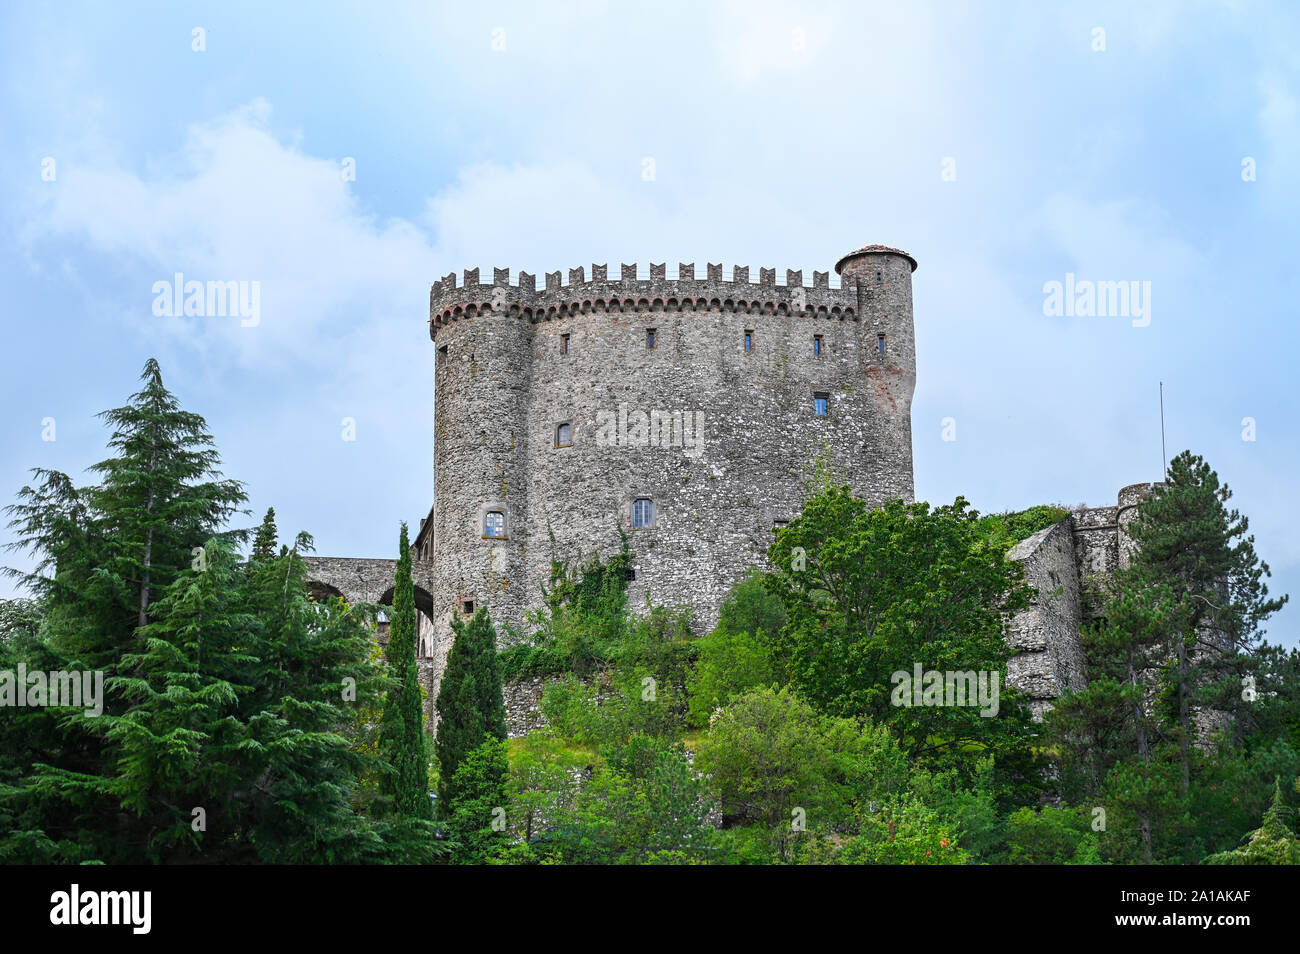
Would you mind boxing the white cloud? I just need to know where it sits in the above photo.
[27,99,438,369]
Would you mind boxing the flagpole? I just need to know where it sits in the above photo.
[1159,382,1167,480]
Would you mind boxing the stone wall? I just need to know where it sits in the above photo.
[1006,521,1086,721]
[427,246,917,674]
[503,675,551,738]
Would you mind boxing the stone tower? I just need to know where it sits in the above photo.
[424,247,918,680]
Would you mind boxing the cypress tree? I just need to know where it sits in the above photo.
[434,606,507,808]
[378,523,432,819]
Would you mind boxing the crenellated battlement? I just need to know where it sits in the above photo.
[428,262,882,337]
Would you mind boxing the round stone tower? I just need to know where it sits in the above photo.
[834,245,918,504]
[429,270,533,686]
[428,247,918,676]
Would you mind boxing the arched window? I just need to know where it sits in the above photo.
[555,422,573,447]
[632,497,655,529]
[484,511,505,538]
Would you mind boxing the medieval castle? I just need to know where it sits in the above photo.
[304,244,1148,729]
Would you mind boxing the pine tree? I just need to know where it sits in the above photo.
[378,523,432,819]
[250,507,279,563]
[434,606,507,809]
[1126,452,1288,792]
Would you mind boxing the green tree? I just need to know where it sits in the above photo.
[444,737,511,863]
[764,487,1042,798]
[1003,805,1104,865]
[435,606,507,809]
[0,361,427,864]
[1129,452,1287,788]
[687,571,784,726]
[378,523,431,819]
[1,359,247,862]
[1202,778,1300,865]
[697,685,910,860]
[249,507,278,563]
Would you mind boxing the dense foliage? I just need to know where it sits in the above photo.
[0,360,445,863]
[2,360,1295,865]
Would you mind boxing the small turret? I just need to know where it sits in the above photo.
[835,244,918,502]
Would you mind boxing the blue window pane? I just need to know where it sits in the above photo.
[814,396,828,416]
[485,512,505,537]
[632,498,654,528]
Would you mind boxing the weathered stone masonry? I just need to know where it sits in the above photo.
[426,246,917,678]
[1006,483,1158,719]
[304,242,1154,733]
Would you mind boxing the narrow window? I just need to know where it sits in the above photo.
[632,497,655,529]
[876,270,882,282]
[437,344,448,366]
[462,600,475,615]
[484,511,505,538]
[814,393,828,416]
[744,330,753,352]
[877,333,887,356]
[555,422,572,447]
[813,335,823,356]
[561,333,570,355]
[646,328,657,349]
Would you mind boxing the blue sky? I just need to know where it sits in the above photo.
[1,1,1296,646]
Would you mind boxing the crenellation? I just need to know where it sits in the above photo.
[332,240,1168,734]
[424,243,918,707]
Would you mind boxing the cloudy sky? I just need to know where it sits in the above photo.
[1,1,1296,646]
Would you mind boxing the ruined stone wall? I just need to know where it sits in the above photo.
[1006,521,1086,721]
[428,247,917,656]
[1005,483,1164,720]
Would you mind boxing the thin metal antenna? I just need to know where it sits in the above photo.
[1159,382,1167,480]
